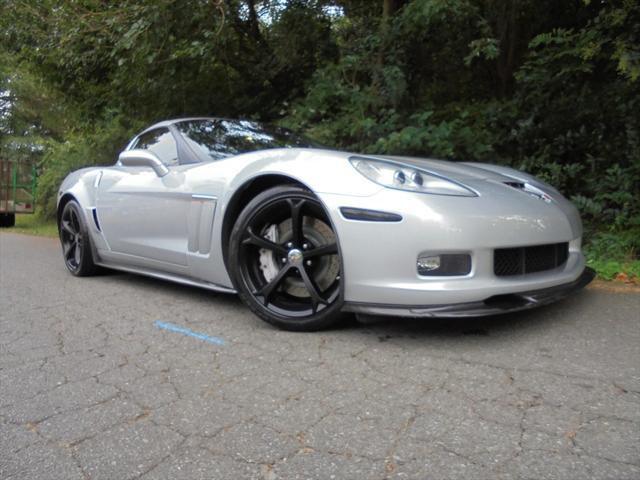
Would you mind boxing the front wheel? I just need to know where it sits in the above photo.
[229,186,344,331]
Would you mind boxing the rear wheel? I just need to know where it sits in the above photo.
[229,186,344,331]
[59,200,98,276]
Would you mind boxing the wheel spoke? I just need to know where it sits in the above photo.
[61,220,75,236]
[242,228,287,255]
[63,240,75,259]
[74,242,82,265]
[256,264,292,306]
[70,209,80,232]
[298,265,329,313]
[304,243,338,259]
[240,194,341,318]
[288,199,305,246]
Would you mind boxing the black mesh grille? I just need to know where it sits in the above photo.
[494,243,569,276]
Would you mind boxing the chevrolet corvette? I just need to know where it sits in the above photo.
[57,117,594,330]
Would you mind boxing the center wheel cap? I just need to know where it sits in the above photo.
[287,248,303,266]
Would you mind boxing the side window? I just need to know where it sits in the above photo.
[176,120,229,160]
[134,128,179,166]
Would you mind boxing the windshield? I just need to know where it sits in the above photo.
[175,119,317,161]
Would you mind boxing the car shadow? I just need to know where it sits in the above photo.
[336,293,589,341]
[98,268,590,340]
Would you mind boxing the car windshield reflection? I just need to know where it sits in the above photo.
[176,119,318,161]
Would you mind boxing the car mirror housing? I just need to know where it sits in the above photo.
[118,149,169,177]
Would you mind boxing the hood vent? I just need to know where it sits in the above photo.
[504,180,554,203]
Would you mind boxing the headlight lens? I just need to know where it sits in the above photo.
[349,157,477,197]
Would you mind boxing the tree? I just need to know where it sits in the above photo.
[0,0,637,241]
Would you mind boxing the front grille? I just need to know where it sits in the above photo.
[494,242,569,276]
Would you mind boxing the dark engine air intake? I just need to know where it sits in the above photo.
[494,242,569,276]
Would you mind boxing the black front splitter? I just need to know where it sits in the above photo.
[344,267,596,318]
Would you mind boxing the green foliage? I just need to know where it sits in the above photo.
[372,109,494,159]
[465,37,499,66]
[12,214,58,238]
[1,0,639,272]
[36,113,142,218]
[587,258,640,282]
[584,227,640,281]
[494,3,640,231]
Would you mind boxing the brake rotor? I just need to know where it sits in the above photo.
[259,218,339,298]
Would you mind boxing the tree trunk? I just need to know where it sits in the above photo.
[382,0,394,19]
[373,0,405,104]
[494,1,519,96]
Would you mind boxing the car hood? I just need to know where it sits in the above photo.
[359,154,582,237]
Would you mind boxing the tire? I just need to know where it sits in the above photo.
[0,213,14,228]
[228,185,344,331]
[58,200,99,276]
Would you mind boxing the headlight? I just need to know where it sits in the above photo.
[349,157,477,197]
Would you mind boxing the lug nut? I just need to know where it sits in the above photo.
[286,242,293,248]
[302,243,309,249]
[306,260,312,266]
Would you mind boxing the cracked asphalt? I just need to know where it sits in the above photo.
[1,232,639,480]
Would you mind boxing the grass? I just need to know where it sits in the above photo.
[12,214,58,238]
[7,213,639,284]
[586,258,640,283]
[584,227,640,284]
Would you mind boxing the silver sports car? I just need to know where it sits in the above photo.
[57,117,594,330]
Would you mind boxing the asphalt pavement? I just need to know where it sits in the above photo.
[1,232,639,480]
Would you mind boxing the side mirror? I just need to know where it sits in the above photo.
[118,149,169,177]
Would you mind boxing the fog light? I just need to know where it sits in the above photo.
[417,253,472,276]
[417,255,441,273]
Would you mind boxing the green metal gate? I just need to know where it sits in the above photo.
[0,160,37,226]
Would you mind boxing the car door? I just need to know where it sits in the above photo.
[96,127,191,272]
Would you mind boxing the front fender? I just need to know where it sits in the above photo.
[57,167,103,211]
[57,167,106,257]
[221,149,382,205]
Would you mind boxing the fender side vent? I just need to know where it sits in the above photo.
[91,208,101,231]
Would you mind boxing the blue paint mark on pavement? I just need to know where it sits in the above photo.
[154,320,225,346]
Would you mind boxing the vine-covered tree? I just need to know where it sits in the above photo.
[0,0,638,258]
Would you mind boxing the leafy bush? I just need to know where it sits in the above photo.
[1,0,638,265]
[287,0,640,243]
[37,114,141,218]
[583,226,640,281]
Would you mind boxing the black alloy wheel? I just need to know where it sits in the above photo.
[59,200,98,276]
[229,186,344,331]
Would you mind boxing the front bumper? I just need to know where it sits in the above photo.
[319,186,586,306]
[344,267,595,318]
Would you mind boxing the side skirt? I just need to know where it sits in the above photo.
[95,261,237,294]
